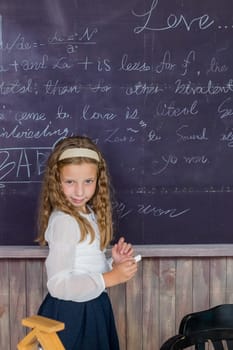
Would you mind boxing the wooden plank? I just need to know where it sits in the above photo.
[26,260,45,317]
[42,262,48,299]
[142,258,160,350]
[192,258,210,311]
[133,244,233,257]
[0,246,48,258]
[109,284,126,350]
[210,258,227,306]
[2,244,233,258]
[9,260,26,350]
[159,259,176,345]
[175,259,193,329]
[126,260,143,350]
[0,260,10,350]
[226,257,233,303]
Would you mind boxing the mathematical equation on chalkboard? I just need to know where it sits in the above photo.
[1,0,233,244]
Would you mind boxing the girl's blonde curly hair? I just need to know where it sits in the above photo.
[36,136,113,250]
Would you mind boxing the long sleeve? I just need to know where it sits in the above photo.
[45,211,109,302]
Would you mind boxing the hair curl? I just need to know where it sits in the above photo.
[36,136,113,250]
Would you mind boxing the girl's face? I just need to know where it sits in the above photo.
[60,162,98,213]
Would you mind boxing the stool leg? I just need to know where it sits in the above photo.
[37,332,65,350]
[17,329,38,350]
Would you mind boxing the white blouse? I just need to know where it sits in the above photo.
[45,210,111,302]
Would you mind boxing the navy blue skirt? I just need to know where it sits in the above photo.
[38,292,120,350]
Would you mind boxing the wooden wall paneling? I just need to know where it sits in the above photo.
[126,260,143,350]
[1,247,233,350]
[109,284,127,350]
[192,258,210,311]
[209,258,227,306]
[159,258,176,346]
[42,262,48,299]
[26,259,44,317]
[0,260,10,350]
[226,257,233,303]
[9,260,26,350]
[142,258,160,350]
[175,259,193,329]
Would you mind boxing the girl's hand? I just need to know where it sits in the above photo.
[111,237,134,264]
[103,258,137,287]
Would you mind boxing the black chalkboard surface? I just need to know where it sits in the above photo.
[1,0,233,245]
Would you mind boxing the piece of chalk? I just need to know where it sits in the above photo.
[134,254,141,262]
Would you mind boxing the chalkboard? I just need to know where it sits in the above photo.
[1,0,233,245]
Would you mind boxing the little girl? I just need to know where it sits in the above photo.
[37,135,138,350]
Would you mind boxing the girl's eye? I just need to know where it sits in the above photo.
[85,179,94,184]
[65,180,74,185]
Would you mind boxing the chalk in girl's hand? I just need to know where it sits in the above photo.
[134,254,141,262]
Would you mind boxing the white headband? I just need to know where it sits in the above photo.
[59,148,100,162]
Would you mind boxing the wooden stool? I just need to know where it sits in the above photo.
[17,315,65,350]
